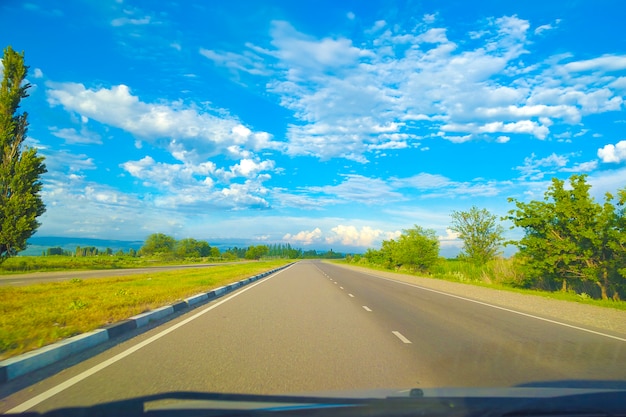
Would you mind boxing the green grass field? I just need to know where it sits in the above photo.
[0,260,291,360]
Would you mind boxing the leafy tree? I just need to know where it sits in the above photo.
[175,238,211,258]
[76,245,98,256]
[392,226,440,272]
[46,247,64,256]
[139,233,175,256]
[362,226,439,272]
[0,46,46,261]
[245,245,269,260]
[209,246,220,258]
[506,175,626,300]
[225,246,246,258]
[449,206,504,265]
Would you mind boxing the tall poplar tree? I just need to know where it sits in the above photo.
[0,46,47,261]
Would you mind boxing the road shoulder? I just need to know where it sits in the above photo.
[329,262,626,337]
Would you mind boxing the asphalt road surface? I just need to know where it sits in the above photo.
[0,262,251,286]
[2,261,625,413]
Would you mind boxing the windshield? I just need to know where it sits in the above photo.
[0,0,625,415]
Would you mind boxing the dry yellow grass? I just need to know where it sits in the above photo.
[0,260,291,360]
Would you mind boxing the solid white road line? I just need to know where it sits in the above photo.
[356,270,626,343]
[6,265,294,414]
[392,331,412,344]
[362,306,372,312]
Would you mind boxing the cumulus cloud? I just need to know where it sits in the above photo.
[120,156,273,210]
[46,82,278,164]
[438,229,462,248]
[598,140,626,163]
[283,228,323,245]
[325,225,399,247]
[204,16,626,160]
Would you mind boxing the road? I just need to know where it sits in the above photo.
[0,262,252,286]
[2,261,625,413]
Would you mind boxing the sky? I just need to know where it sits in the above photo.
[1,0,625,255]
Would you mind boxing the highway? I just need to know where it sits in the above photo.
[2,261,625,413]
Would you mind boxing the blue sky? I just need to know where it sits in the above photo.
[1,0,625,255]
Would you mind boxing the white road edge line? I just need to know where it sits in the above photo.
[6,265,295,414]
[392,331,412,344]
[362,305,372,312]
[358,271,626,343]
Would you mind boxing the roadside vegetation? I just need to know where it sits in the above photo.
[0,260,291,360]
[345,175,626,305]
[2,236,344,274]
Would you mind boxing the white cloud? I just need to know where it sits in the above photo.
[199,48,270,76]
[598,140,626,163]
[204,16,626,161]
[438,228,462,248]
[515,152,599,180]
[534,19,560,35]
[560,160,599,172]
[283,228,323,245]
[216,158,276,181]
[391,173,504,198]
[50,126,102,145]
[46,82,278,164]
[325,225,399,247]
[307,174,404,204]
[496,135,510,143]
[564,55,626,72]
[120,155,273,210]
[111,15,151,26]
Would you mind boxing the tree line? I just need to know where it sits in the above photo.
[359,175,625,301]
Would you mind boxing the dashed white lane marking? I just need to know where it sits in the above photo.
[333,282,338,285]
[348,294,355,298]
[362,305,372,312]
[339,286,344,290]
[392,331,412,344]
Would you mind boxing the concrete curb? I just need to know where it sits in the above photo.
[0,263,292,384]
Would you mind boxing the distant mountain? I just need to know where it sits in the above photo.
[20,236,144,256]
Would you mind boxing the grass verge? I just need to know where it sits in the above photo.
[333,259,626,311]
[0,255,227,274]
[0,260,291,360]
